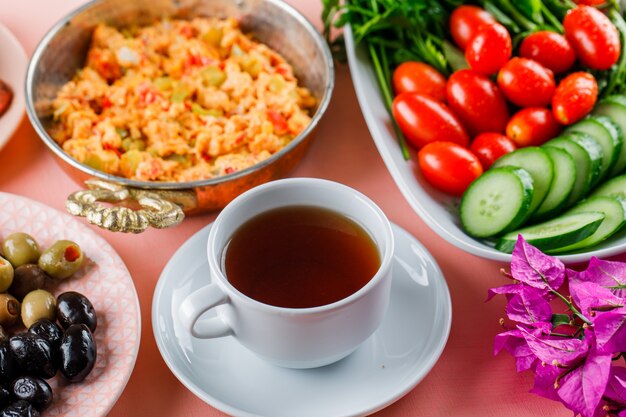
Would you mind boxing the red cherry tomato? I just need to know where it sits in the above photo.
[466,23,512,75]
[470,133,517,169]
[392,93,470,149]
[418,141,483,196]
[519,31,576,74]
[552,72,598,125]
[573,0,607,6]
[446,69,510,136]
[564,5,620,70]
[506,108,563,147]
[392,61,447,101]
[497,58,556,108]
[449,5,496,51]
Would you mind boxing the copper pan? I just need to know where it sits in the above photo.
[25,0,334,233]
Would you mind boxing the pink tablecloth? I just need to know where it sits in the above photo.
[0,1,588,416]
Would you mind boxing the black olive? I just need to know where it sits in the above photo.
[58,324,96,382]
[0,338,15,382]
[9,334,56,379]
[0,400,40,417]
[28,319,62,351]
[11,376,52,411]
[56,292,97,333]
[8,265,46,301]
[0,386,10,409]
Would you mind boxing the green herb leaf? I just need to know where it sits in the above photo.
[551,313,571,328]
[516,0,543,24]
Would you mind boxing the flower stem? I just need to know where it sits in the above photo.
[550,289,592,326]
[549,332,576,338]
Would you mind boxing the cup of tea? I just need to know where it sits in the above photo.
[178,178,394,369]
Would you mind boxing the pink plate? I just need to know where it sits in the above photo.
[0,192,141,416]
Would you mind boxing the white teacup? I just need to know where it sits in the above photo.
[178,178,394,368]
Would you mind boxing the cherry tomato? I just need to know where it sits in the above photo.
[573,0,607,6]
[418,141,483,196]
[506,108,563,147]
[392,62,447,101]
[449,5,496,51]
[564,5,620,70]
[446,69,509,136]
[466,23,512,75]
[470,133,517,169]
[519,31,576,74]
[552,72,598,125]
[392,93,470,149]
[497,58,555,108]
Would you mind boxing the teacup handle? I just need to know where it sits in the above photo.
[179,283,232,338]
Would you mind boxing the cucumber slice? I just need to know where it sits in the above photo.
[492,147,553,215]
[550,197,626,253]
[565,116,622,180]
[590,174,626,200]
[460,167,534,238]
[569,132,605,187]
[543,133,602,207]
[495,212,605,253]
[534,147,576,219]
[594,97,626,176]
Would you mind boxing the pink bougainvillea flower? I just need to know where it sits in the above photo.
[494,329,538,372]
[491,238,626,417]
[592,309,626,354]
[511,236,565,292]
[570,257,626,298]
[519,326,589,367]
[605,366,626,406]
[569,280,624,315]
[494,329,523,356]
[556,334,612,417]
[531,363,562,402]
[506,286,552,325]
[486,283,524,302]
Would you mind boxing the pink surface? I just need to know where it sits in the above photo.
[0,1,611,416]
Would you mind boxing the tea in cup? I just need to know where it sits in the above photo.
[178,178,394,368]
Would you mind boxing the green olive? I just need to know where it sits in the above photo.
[38,240,84,280]
[2,233,41,267]
[0,256,14,292]
[0,293,20,327]
[21,290,56,329]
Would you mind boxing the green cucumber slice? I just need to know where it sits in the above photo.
[460,167,534,238]
[534,147,576,219]
[568,132,605,187]
[565,116,622,180]
[543,133,602,207]
[593,97,626,176]
[590,174,626,200]
[550,197,626,253]
[492,147,553,215]
[495,212,605,253]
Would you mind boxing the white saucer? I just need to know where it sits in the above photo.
[152,222,452,417]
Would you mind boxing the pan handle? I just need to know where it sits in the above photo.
[66,179,195,233]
